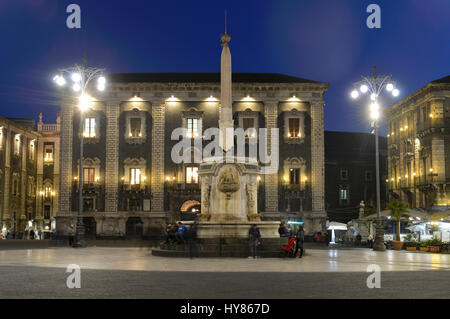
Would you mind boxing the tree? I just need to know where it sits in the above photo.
[387,200,409,241]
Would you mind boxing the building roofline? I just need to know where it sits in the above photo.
[108,72,329,85]
[385,75,450,116]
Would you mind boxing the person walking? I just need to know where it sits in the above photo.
[248,224,261,258]
[367,234,374,248]
[294,226,305,258]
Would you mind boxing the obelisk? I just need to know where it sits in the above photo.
[219,27,234,152]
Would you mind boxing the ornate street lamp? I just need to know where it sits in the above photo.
[350,65,399,251]
[53,61,106,248]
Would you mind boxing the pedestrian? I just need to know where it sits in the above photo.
[367,234,374,248]
[29,229,35,240]
[356,233,362,246]
[164,223,171,243]
[294,226,305,258]
[187,224,198,258]
[248,224,261,258]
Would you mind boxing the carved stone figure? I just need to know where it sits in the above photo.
[217,165,240,194]
[202,184,211,214]
[246,182,256,212]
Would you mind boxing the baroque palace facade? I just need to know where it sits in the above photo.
[0,114,60,237]
[385,75,450,209]
[56,73,329,238]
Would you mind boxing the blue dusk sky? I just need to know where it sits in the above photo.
[0,0,449,134]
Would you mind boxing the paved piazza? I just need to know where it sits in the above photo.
[0,247,449,298]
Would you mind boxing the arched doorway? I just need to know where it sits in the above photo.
[126,217,143,239]
[180,200,201,221]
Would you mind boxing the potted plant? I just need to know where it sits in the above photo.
[428,238,441,253]
[404,241,418,251]
[387,200,409,250]
[419,241,429,252]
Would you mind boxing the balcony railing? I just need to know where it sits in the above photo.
[37,123,60,133]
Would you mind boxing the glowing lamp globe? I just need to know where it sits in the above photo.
[71,73,82,83]
[97,76,106,85]
[360,84,368,93]
[350,90,359,99]
[386,83,394,91]
[392,88,399,97]
[72,83,81,92]
[54,75,66,86]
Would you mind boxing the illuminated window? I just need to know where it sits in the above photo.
[28,179,35,197]
[14,134,21,155]
[44,146,53,162]
[339,187,349,205]
[187,118,199,138]
[83,168,95,185]
[29,140,35,161]
[129,118,142,137]
[130,168,141,186]
[0,127,3,150]
[44,185,52,200]
[186,166,198,184]
[289,168,300,185]
[83,118,96,137]
[288,118,300,138]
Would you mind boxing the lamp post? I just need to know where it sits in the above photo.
[350,65,400,251]
[53,62,106,248]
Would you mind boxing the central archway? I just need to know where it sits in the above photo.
[180,200,201,221]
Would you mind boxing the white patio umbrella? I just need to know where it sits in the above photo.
[327,222,347,243]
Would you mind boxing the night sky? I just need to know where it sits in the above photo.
[0,0,449,135]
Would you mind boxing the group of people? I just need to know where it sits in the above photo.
[0,230,43,240]
[278,222,305,258]
[164,222,198,258]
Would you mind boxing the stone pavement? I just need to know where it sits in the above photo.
[0,247,449,298]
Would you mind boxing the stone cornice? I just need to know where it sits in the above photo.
[385,83,450,118]
[108,81,329,95]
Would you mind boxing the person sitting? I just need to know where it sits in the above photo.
[175,222,186,243]
[315,232,322,242]
[168,224,178,243]
[278,222,290,237]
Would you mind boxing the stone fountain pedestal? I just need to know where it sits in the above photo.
[196,158,280,239]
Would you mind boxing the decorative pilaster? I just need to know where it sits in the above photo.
[310,101,325,213]
[20,136,27,220]
[53,136,61,217]
[151,101,165,212]
[430,98,445,185]
[58,99,73,213]
[264,101,279,214]
[2,127,11,221]
[36,138,44,219]
[105,101,120,212]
